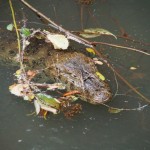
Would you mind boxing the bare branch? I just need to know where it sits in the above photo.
[92,41,150,56]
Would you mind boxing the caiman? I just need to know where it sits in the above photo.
[0,29,112,104]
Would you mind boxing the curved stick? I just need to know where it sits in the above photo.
[92,41,150,56]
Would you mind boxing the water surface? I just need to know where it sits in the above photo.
[0,0,150,150]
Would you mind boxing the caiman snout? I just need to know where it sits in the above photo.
[83,73,112,104]
[91,88,111,104]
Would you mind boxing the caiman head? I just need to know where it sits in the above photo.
[46,51,112,105]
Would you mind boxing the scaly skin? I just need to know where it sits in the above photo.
[45,50,112,104]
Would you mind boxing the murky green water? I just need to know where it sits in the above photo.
[0,0,150,150]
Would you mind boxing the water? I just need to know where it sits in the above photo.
[0,0,150,150]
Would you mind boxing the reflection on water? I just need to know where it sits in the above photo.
[0,0,150,150]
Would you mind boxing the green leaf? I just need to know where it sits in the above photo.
[108,107,123,113]
[36,93,60,109]
[80,33,100,38]
[80,28,117,39]
[6,23,14,31]
[21,28,31,37]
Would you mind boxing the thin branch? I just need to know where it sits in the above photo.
[117,35,150,46]
[112,70,119,98]
[92,41,150,56]
[102,103,149,112]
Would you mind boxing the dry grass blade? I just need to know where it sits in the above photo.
[9,0,25,72]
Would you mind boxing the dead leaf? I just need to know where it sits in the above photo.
[47,83,66,90]
[80,28,117,39]
[108,107,123,113]
[27,70,37,79]
[9,83,34,101]
[34,100,41,114]
[46,34,69,50]
[9,84,27,97]
[130,66,137,70]
[93,58,103,65]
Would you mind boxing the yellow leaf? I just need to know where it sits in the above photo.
[27,93,35,101]
[86,48,95,55]
[15,69,22,75]
[96,71,105,81]
[108,107,123,113]
[44,111,48,120]
[84,28,117,39]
